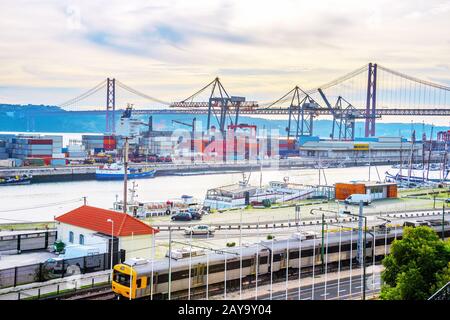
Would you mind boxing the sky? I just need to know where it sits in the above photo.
[0,0,449,125]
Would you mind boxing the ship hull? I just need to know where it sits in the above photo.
[96,170,156,180]
[385,168,449,184]
[0,179,32,186]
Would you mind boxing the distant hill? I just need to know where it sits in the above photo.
[0,104,62,113]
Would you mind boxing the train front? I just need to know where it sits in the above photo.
[112,263,137,299]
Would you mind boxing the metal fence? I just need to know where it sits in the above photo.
[0,250,125,289]
[0,231,57,253]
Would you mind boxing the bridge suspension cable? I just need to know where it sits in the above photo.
[260,85,311,110]
[307,64,368,94]
[179,78,219,103]
[115,80,172,105]
[258,65,368,109]
[58,79,107,108]
[377,64,450,91]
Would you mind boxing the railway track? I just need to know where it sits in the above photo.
[66,289,116,300]
[43,284,115,300]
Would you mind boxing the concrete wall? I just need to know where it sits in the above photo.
[56,222,108,254]
[120,234,154,259]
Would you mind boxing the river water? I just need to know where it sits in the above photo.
[0,165,391,223]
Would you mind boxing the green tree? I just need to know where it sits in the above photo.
[380,226,450,300]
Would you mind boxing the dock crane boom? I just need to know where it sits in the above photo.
[318,88,338,139]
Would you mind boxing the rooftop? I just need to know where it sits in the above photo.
[55,205,159,237]
[337,181,397,187]
[208,183,257,194]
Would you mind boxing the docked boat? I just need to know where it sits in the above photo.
[385,167,449,185]
[203,180,316,210]
[95,163,156,180]
[0,174,32,186]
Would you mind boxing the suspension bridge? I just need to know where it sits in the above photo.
[58,63,450,138]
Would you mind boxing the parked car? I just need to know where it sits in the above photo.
[171,212,192,221]
[184,225,216,236]
[445,198,450,203]
[191,211,203,220]
[344,194,372,205]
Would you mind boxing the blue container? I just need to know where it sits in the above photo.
[62,147,68,153]
[50,159,67,166]
[354,137,379,142]
[297,135,320,146]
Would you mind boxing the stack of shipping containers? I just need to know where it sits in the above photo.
[67,143,87,160]
[82,135,105,154]
[0,139,7,159]
[43,135,64,157]
[147,136,176,156]
[278,138,297,157]
[11,137,53,165]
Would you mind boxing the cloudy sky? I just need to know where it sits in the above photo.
[0,0,450,119]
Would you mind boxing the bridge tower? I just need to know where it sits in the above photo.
[106,78,116,134]
[365,63,377,137]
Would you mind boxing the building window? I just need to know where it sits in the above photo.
[79,234,85,245]
[69,231,74,243]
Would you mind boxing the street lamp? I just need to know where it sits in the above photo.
[338,203,368,300]
[106,219,114,276]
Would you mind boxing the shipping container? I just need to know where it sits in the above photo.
[28,139,53,145]
[52,153,66,159]
[24,158,45,166]
[50,158,68,166]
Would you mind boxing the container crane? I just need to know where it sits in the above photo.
[172,118,197,161]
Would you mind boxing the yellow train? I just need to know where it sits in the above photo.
[112,225,450,299]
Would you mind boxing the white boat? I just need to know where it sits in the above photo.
[113,195,202,218]
[203,181,315,210]
[95,163,156,180]
[385,167,449,184]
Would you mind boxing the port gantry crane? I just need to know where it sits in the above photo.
[170,77,255,134]
[318,88,381,141]
[260,85,320,140]
[172,118,197,161]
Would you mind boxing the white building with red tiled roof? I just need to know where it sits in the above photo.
[55,205,159,260]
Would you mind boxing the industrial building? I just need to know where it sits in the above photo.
[298,136,422,162]
[335,181,398,201]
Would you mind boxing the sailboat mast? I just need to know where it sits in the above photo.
[399,137,403,180]
[426,126,434,181]
[407,131,415,186]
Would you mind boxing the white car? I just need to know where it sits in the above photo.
[184,225,216,235]
[344,194,372,205]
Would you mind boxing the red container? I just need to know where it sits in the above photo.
[103,136,116,150]
[28,139,53,145]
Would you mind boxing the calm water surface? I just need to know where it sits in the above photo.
[0,165,391,223]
